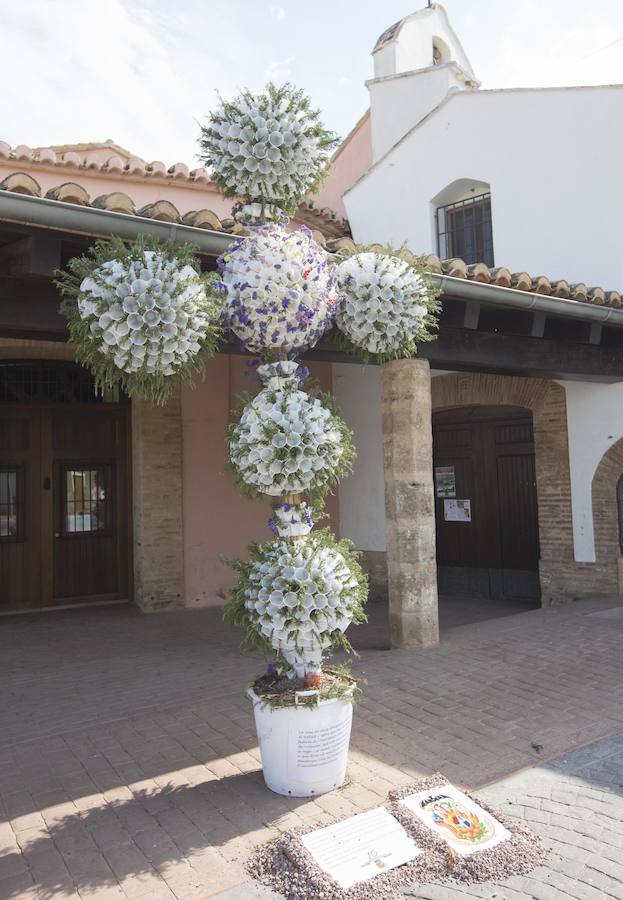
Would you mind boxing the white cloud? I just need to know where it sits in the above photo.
[266,56,295,83]
[0,0,267,164]
[269,5,286,21]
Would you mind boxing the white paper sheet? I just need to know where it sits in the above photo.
[301,806,422,889]
[400,782,511,856]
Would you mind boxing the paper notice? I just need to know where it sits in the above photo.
[443,499,471,522]
[400,782,511,856]
[301,806,422,889]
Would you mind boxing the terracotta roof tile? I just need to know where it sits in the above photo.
[0,158,614,307]
[0,140,351,238]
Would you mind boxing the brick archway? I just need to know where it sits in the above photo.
[591,438,623,593]
[431,373,574,603]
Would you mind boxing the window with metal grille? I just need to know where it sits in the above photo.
[62,466,112,535]
[436,192,494,266]
[0,362,126,405]
[0,469,22,540]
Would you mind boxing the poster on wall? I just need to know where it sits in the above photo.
[399,782,511,856]
[435,466,456,498]
[443,499,471,522]
[300,806,422,889]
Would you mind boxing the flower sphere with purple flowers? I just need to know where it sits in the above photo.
[218,224,339,355]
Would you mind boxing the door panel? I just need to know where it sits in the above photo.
[0,408,42,609]
[0,400,129,610]
[51,407,129,604]
[433,406,540,603]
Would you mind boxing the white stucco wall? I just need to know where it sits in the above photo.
[368,66,469,161]
[333,364,457,552]
[373,5,475,80]
[332,363,385,551]
[563,381,623,562]
[345,85,623,289]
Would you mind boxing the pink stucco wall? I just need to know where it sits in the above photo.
[0,160,235,219]
[313,112,372,220]
[181,355,339,607]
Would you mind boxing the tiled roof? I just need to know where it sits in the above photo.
[329,238,623,308]
[1,145,613,306]
[0,140,351,240]
[0,139,212,184]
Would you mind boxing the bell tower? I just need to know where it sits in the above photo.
[369,4,479,160]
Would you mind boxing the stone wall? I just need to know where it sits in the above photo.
[381,359,439,647]
[431,372,621,603]
[132,387,185,611]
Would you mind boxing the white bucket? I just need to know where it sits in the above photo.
[248,688,353,797]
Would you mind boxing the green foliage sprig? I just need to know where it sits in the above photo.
[56,234,224,405]
[199,82,339,215]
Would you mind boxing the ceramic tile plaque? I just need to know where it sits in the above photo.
[400,782,511,856]
[301,806,422,889]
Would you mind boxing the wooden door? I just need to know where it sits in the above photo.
[433,406,540,602]
[0,362,130,610]
[0,406,42,610]
[51,406,129,604]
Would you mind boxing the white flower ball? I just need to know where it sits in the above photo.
[229,361,351,497]
[242,535,362,676]
[200,84,336,209]
[218,224,338,354]
[336,252,433,357]
[76,249,217,377]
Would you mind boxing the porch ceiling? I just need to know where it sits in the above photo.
[1,192,623,381]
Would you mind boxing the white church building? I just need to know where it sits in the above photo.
[314,2,623,643]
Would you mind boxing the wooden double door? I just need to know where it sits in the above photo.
[0,403,130,611]
[433,405,541,602]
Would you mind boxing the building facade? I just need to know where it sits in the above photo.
[2,5,623,650]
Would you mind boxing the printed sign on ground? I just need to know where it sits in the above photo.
[300,806,422,889]
[399,782,511,856]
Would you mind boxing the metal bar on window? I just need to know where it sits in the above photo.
[436,192,493,267]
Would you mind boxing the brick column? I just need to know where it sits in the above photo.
[381,358,439,648]
[131,386,185,611]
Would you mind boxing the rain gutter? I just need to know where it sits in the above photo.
[0,190,234,255]
[2,191,622,329]
[434,274,623,327]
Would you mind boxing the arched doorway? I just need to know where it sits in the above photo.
[432,405,541,605]
[0,361,130,612]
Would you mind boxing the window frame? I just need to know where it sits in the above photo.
[436,191,494,267]
[0,466,24,542]
[59,463,115,538]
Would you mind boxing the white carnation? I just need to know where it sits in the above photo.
[229,362,350,497]
[336,252,433,357]
[75,250,217,376]
[218,225,337,354]
[243,536,360,676]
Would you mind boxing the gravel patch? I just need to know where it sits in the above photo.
[248,773,547,900]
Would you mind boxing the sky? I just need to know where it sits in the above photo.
[2,0,623,166]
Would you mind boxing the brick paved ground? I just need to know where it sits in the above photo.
[223,733,623,900]
[0,597,622,898]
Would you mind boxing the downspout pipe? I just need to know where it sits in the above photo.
[0,190,234,256]
[434,273,623,327]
